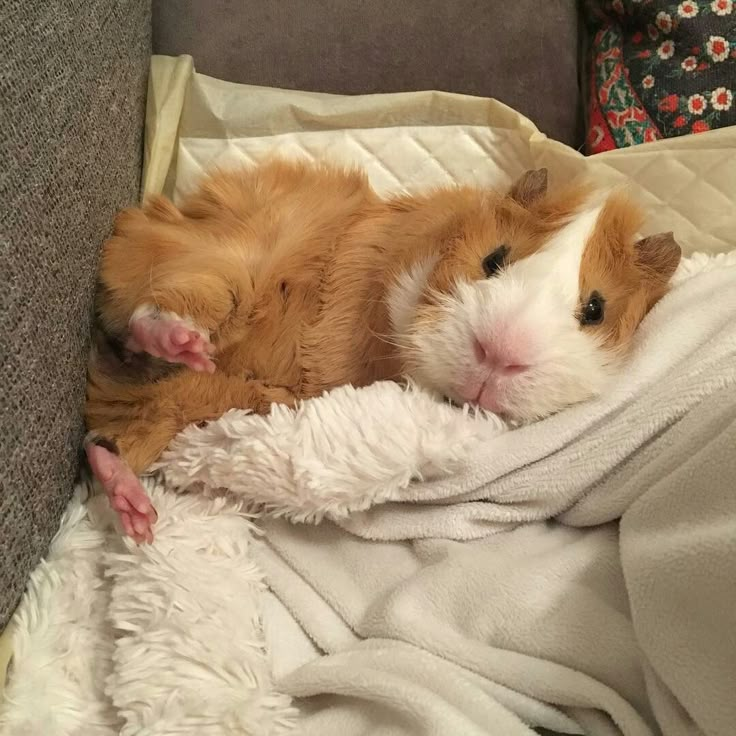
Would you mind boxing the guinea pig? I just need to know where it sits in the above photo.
[85,158,681,542]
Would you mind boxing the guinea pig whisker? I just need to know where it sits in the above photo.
[423,286,456,311]
[148,261,162,312]
[366,326,417,352]
[369,353,412,363]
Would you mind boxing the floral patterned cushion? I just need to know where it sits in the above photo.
[583,0,736,154]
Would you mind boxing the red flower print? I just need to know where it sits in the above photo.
[639,50,652,59]
[643,74,655,89]
[697,62,709,70]
[648,24,659,41]
[656,11,673,32]
[691,47,701,55]
[622,107,647,124]
[688,94,707,114]
[632,31,644,44]
[711,87,733,111]
[692,120,710,133]
[659,94,680,112]
[711,0,733,15]
[681,56,698,72]
[673,115,687,128]
[644,128,659,143]
[657,40,675,60]
[678,1,699,17]
[706,36,730,63]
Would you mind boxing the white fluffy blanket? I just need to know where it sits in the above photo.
[0,484,296,736]
[2,252,736,736]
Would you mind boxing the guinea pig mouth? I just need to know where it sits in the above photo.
[452,378,509,416]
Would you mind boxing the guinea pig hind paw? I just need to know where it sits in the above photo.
[85,442,157,544]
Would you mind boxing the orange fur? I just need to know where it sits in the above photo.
[86,160,679,473]
[580,193,680,350]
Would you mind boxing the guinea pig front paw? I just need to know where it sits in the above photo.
[126,306,216,373]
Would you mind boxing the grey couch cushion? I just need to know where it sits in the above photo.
[152,0,582,147]
[0,1,151,629]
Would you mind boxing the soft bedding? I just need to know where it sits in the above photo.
[2,55,736,736]
[160,250,736,736]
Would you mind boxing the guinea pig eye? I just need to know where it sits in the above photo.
[482,245,509,277]
[580,292,605,326]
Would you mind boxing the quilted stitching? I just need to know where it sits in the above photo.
[173,125,736,255]
[174,127,536,200]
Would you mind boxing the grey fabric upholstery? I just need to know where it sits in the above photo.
[152,0,582,147]
[0,1,151,629]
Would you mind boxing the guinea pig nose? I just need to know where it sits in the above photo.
[473,339,529,375]
[500,363,529,376]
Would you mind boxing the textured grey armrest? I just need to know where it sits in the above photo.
[0,0,151,629]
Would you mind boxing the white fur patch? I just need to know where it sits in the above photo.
[129,304,209,339]
[387,256,440,335]
[129,303,159,324]
[514,205,604,307]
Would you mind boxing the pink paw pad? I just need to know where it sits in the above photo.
[126,307,216,373]
[85,439,157,544]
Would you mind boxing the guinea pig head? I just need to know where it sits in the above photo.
[387,170,681,422]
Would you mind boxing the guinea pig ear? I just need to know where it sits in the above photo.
[508,168,548,208]
[635,231,682,282]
